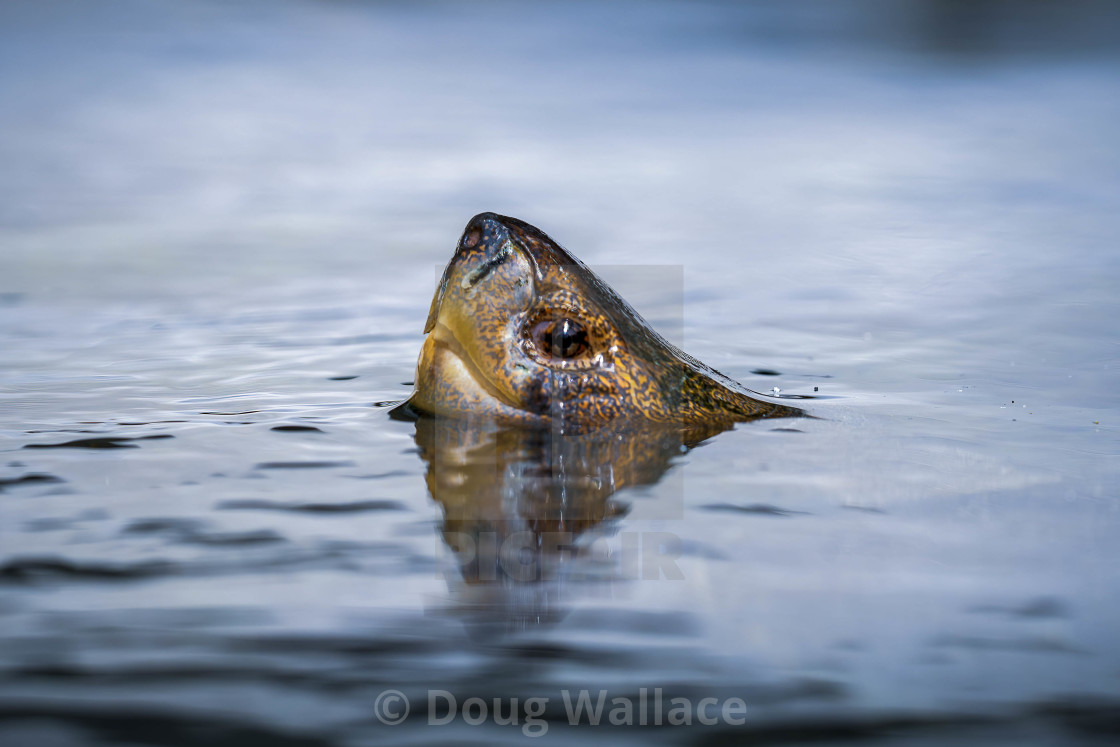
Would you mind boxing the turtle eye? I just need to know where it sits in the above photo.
[532,317,589,359]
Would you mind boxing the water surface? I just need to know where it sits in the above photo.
[1,1,1119,744]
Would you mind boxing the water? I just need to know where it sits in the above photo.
[2,0,1119,744]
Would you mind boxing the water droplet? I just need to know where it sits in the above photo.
[771,387,781,396]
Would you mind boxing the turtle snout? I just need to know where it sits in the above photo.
[458,213,511,258]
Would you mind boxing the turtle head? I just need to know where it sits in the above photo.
[410,213,800,429]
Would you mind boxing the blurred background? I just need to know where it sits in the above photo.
[1,0,1118,745]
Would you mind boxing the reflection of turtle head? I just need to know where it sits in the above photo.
[409,213,802,431]
[413,416,721,587]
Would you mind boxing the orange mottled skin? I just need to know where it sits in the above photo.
[407,213,802,431]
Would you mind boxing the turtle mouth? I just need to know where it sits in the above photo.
[413,213,544,419]
[427,320,526,412]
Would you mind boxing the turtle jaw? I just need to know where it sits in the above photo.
[411,319,540,422]
[411,217,541,423]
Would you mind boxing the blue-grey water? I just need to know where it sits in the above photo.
[1,1,1119,744]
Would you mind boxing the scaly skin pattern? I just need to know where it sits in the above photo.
[408,213,802,431]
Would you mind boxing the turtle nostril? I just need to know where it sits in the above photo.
[463,228,482,250]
